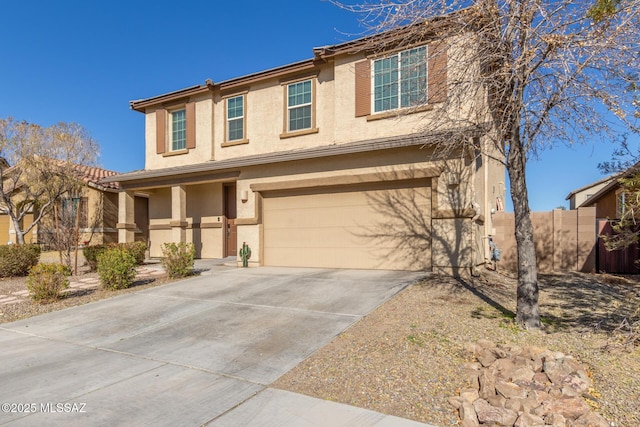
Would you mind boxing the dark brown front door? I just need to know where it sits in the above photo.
[224,183,237,257]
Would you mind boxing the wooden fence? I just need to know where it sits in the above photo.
[596,219,640,274]
[492,207,596,273]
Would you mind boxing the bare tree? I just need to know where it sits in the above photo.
[0,118,99,245]
[331,0,640,328]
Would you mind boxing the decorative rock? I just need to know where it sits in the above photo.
[477,338,496,349]
[477,347,498,367]
[496,380,528,399]
[447,396,463,409]
[460,388,479,404]
[451,341,610,427]
[504,397,523,412]
[514,412,545,427]
[572,411,610,427]
[542,397,590,420]
[473,398,519,426]
[532,372,549,385]
[487,394,506,408]
[459,400,479,427]
[543,356,582,385]
[479,369,497,399]
[560,372,590,397]
[545,412,567,427]
[491,357,516,376]
[510,367,536,382]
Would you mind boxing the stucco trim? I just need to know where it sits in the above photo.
[104,127,485,185]
[221,139,250,148]
[432,209,476,219]
[116,223,137,230]
[201,222,223,229]
[149,223,171,230]
[250,169,438,193]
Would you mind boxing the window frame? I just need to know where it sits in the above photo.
[372,45,428,114]
[280,76,319,138]
[169,108,187,152]
[222,93,249,146]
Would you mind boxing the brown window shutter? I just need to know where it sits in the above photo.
[156,109,166,154]
[428,42,448,104]
[354,60,371,117]
[186,102,196,149]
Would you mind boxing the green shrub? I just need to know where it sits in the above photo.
[122,241,147,265]
[83,244,108,271]
[161,242,195,278]
[97,247,137,290]
[84,242,147,271]
[0,244,41,277]
[27,263,70,302]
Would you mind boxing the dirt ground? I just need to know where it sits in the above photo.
[273,270,640,426]
[2,265,639,426]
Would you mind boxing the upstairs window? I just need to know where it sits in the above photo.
[373,46,428,113]
[287,79,312,132]
[171,109,186,151]
[155,102,195,155]
[226,95,245,142]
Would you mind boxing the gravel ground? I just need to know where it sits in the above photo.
[273,270,640,427]
[2,265,638,426]
[0,261,173,324]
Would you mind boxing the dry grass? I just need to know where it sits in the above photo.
[273,270,640,427]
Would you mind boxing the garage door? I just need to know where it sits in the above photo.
[263,180,431,270]
[0,214,9,245]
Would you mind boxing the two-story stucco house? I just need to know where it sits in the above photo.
[104,21,505,274]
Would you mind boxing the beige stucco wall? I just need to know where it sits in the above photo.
[141,36,486,174]
[145,96,214,170]
[146,183,224,258]
[570,180,611,210]
[123,33,504,272]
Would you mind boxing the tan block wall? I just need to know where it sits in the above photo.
[492,207,596,273]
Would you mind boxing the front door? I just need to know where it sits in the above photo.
[224,183,237,257]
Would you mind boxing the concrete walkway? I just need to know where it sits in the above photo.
[0,263,433,426]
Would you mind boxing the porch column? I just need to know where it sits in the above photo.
[117,190,136,243]
[170,185,187,243]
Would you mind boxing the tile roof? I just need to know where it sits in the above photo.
[71,164,120,190]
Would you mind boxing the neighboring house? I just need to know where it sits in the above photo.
[576,165,639,219]
[103,20,505,273]
[565,175,616,210]
[574,164,640,273]
[1,162,148,247]
[0,158,34,244]
[42,164,149,247]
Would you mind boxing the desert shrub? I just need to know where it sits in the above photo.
[97,247,137,290]
[27,263,70,302]
[161,242,195,278]
[83,244,108,271]
[0,244,41,277]
[84,242,147,271]
[122,241,147,265]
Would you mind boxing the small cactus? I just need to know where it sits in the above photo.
[239,242,251,267]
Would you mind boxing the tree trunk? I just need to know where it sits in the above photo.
[507,133,541,329]
[11,217,25,245]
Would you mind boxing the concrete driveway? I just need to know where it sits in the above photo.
[0,264,431,426]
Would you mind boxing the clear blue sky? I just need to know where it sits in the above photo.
[1,0,634,212]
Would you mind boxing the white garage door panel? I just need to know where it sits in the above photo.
[263,182,431,270]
